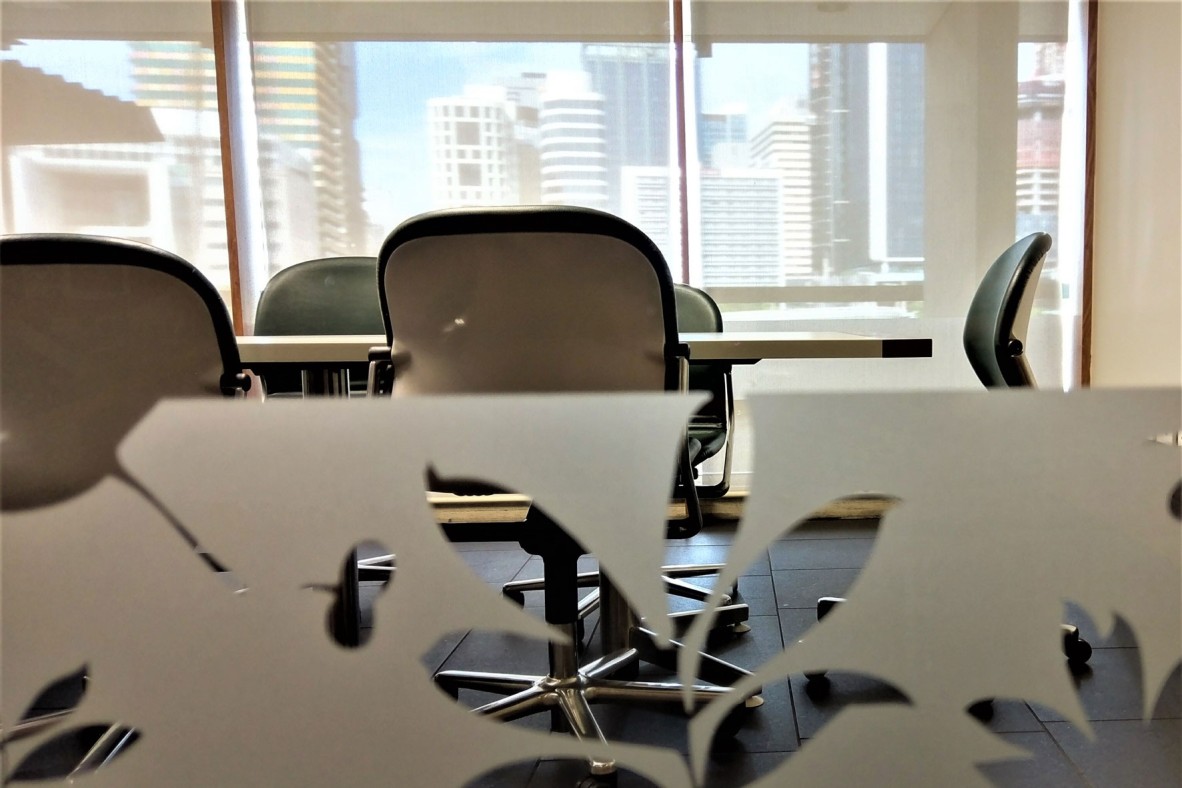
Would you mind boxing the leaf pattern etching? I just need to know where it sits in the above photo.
[1,667,138,785]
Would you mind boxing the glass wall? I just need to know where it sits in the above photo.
[1,0,1088,415]
[1,22,233,299]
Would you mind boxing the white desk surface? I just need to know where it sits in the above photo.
[237,332,932,364]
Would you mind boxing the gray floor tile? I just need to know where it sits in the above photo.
[1063,603,1139,649]
[1045,719,1181,787]
[777,518,881,541]
[768,538,876,571]
[663,544,770,576]
[459,550,534,585]
[777,607,820,646]
[977,699,1048,734]
[730,574,777,617]
[1032,649,1182,722]
[976,731,1087,787]
[788,670,908,741]
[686,523,740,545]
[771,568,862,609]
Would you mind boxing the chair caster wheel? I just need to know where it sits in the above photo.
[1063,627,1093,664]
[803,673,831,700]
[1066,638,1092,665]
[577,770,617,787]
[712,697,756,742]
[968,699,995,721]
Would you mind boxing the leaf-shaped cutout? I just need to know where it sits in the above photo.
[684,502,896,783]
[7,724,139,782]
[311,541,394,649]
[692,670,909,788]
[2,666,88,745]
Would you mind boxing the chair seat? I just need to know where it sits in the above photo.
[689,422,727,464]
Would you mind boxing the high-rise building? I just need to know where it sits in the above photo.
[427,87,519,206]
[699,110,748,167]
[1016,43,1065,267]
[750,109,814,279]
[581,44,670,212]
[131,41,366,263]
[538,73,608,209]
[809,43,924,278]
[622,166,782,286]
[620,166,678,266]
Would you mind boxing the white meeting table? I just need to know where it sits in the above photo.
[237,332,932,395]
[238,331,932,364]
[238,332,932,395]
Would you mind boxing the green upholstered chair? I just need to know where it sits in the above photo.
[253,256,383,396]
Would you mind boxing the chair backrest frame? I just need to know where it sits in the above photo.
[0,234,245,510]
[963,232,1052,388]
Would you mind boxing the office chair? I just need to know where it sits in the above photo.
[963,231,1091,664]
[675,283,735,499]
[0,234,251,774]
[253,256,383,396]
[499,283,748,640]
[368,206,756,781]
[806,233,1090,698]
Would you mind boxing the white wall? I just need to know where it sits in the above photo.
[1090,1,1182,387]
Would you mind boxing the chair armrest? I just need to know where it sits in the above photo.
[366,346,411,396]
[221,371,251,396]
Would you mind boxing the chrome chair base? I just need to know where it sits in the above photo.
[436,578,760,778]
[503,563,751,638]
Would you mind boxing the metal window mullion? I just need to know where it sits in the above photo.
[211,0,270,335]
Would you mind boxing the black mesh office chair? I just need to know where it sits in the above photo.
[0,234,251,774]
[368,207,756,781]
[499,284,748,639]
[675,283,735,498]
[253,256,383,396]
[963,231,1092,664]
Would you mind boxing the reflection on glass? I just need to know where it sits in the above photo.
[1,40,231,298]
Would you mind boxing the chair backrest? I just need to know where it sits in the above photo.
[0,234,244,511]
[254,256,382,394]
[673,283,722,334]
[963,232,1052,388]
[378,206,680,395]
[674,283,725,390]
[254,256,383,336]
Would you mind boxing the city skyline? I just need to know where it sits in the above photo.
[4,38,1065,288]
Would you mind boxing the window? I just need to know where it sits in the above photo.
[1,0,1087,394]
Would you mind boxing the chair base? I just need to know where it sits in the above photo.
[435,624,761,777]
[439,565,760,779]
[503,563,751,639]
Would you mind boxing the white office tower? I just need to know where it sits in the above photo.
[750,107,815,279]
[620,166,679,267]
[699,169,784,287]
[621,166,782,286]
[538,73,609,209]
[428,87,519,207]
